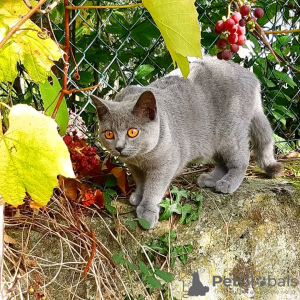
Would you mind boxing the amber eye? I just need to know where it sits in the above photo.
[105,130,114,139]
[127,128,139,138]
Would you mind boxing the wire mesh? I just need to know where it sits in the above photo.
[0,0,299,150]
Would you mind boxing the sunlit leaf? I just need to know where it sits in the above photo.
[143,0,202,78]
[39,76,69,135]
[0,0,62,83]
[0,104,75,206]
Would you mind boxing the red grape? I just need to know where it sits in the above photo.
[217,38,228,49]
[228,24,238,34]
[237,25,245,35]
[217,52,223,60]
[215,20,226,32]
[215,28,221,35]
[231,12,242,24]
[236,34,246,46]
[222,50,232,60]
[254,7,264,19]
[239,19,247,27]
[230,44,239,53]
[225,18,235,30]
[240,5,250,16]
[228,33,238,44]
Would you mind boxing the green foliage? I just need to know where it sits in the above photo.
[39,76,69,136]
[112,251,173,295]
[159,186,203,224]
[144,229,193,267]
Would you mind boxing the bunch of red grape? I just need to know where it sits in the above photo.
[63,134,99,174]
[215,4,264,60]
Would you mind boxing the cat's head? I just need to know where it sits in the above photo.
[91,90,160,158]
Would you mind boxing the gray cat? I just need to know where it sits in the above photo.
[91,56,283,228]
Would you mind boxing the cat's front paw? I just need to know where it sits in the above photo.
[197,174,216,188]
[129,191,142,206]
[215,179,236,194]
[136,202,160,229]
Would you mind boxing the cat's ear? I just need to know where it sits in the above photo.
[133,91,157,121]
[90,94,109,121]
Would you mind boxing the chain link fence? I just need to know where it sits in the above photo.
[1,0,299,150]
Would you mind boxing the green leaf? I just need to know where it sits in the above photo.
[39,76,69,136]
[126,220,136,230]
[272,70,297,87]
[146,275,161,290]
[143,0,202,78]
[103,191,117,215]
[0,0,62,83]
[155,269,174,282]
[135,65,155,79]
[112,251,125,264]
[171,186,189,201]
[0,104,75,206]
[180,204,192,224]
[159,198,182,220]
[273,134,293,154]
[105,174,118,187]
[137,218,150,230]
[139,261,151,277]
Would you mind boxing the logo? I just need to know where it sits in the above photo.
[179,272,209,298]
[179,272,300,298]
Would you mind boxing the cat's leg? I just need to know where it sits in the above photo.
[136,166,177,228]
[128,165,145,206]
[215,145,250,194]
[197,165,227,188]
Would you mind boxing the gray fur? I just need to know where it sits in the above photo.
[92,56,283,228]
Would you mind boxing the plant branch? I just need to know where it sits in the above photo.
[63,83,103,95]
[264,29,300,35]
[0,0,48,50]
[66,3,143,10]
[23,0,60,14]
[254,23,280,64]
[51,0,70,119]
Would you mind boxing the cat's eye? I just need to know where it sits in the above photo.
[127,128,139,138]
[105,130,114,139]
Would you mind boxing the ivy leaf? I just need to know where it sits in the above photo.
[39,76,69,136]
[159,198,182,220]
[0,0,62,83]
[0,104,75,206]
[170,186,189,202]
[143,0,202,78]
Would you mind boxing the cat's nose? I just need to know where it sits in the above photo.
[115,146,124,154]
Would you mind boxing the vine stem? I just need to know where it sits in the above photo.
[264,29,300,35]
[0,0,48,50]
[51,0,70,119]
[65,3,143,10]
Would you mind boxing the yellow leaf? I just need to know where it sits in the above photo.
[0,104,75,207]
[0,0,62,83]
[143,0,202,78]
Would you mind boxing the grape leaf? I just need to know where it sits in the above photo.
[0,104,75,206]
[0,0,62,83]
[39,76,69,135]
[143,0,202,78]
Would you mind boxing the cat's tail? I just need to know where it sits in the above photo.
[250,110,283,178]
